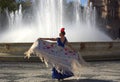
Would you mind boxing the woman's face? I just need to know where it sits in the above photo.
[59,33,63,37]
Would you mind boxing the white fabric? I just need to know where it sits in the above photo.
[25,39,88,75]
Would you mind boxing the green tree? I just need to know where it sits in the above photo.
[0,0,18,12]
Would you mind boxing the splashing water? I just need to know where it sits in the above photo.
[0,0,112,43]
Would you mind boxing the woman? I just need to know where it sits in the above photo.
[39,28,75,81]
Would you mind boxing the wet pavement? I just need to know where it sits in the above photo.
[0,61,120,82]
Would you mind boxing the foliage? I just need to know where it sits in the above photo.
[0,0,18,12]
[0,0,32,13]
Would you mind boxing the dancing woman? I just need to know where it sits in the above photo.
[39,28,75,81]
[25,28,87,81]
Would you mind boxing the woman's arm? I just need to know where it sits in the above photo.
[38,38,57,41]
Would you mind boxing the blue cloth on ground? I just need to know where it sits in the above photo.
[52,67,73,79]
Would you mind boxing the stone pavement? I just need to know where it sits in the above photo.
[0,61,120,82]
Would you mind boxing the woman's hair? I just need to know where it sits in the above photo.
[60,28,66,35]
[61,31,65,35]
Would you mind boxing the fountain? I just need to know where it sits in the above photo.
[0,0,112,43]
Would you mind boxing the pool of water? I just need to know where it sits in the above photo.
[0,61,119,82]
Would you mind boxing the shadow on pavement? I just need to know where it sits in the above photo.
[42,79,113,82]
[61,79,113,82]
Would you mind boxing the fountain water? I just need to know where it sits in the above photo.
[0,0,112,42]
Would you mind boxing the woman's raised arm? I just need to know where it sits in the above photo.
[38,38,57,41]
